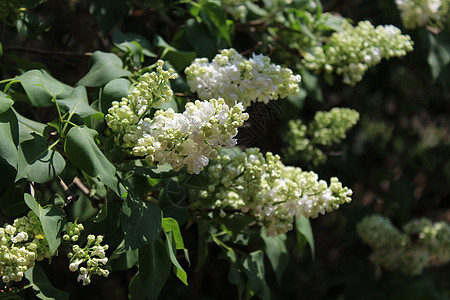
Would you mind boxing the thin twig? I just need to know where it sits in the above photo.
[175,92,197,99]
[4,47,93,57]
[72,177,90,195]
[58,176,79,205]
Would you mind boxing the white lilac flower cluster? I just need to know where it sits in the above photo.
[357,215,450,275]
[302,20,414,85]
[0,211,51,283]
[105,60,178,147]
[396,0,450,29]
[64,223,110,285]
[132,99,249,174]
[106,60,249,174]
[284,108,360,165]
[185,48,302,108]
[200,148,353,236]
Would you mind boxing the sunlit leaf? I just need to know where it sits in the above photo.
[15,133,65,183]
[163,229,188,285]
[24,193,64,255]
[12,108,47,143]
[261,230,289,284]
[101,78,131,114]
[16,69,73,107]
[0,109,19,186]
[56,86,103,119]
[77,51,131,87]
[0,95,14,113]
[64,126,118,193]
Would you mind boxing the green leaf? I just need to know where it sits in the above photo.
[299,66,323,102]
[56,86,103,119]
[15,133,65,183]
[113,29,156,58]
[15,10,48,38]
[425,31,450,80]
[162,217,185,249]
[242,251,270,300]
[101,78,131,114]
[185,18,225,59]
[0,187,28,216]
[0,109,19,186]
[0,95,14,113]
[219,214,255,239]
[24,193,64,255]
[295,215,315,259]
[195,221,209,270]
[109,241,139,271]
[121,195,162,250]
[16,69,73,107]
[77,51,132,87]
[13,108,47,143]
[25,265,70,300]
[163,229,188,285]
[225,251,246,296]
[64,126,118,193]
[260,230,289,284]
[128,272,147,300]
[199,2,233,46]
[138,239,172,300]
[154,36,197,71]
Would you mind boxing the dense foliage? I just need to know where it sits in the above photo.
[0,0,449,299]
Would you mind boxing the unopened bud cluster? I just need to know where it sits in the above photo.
[357,215,450,275]
[284,108,359,165]
[303,21,414,85]
[105,60,178,147]
[64,223,110,285]
[0,211,51,284]
[200,148,353,236]
[185,48,301,108]
[396,0,450,29]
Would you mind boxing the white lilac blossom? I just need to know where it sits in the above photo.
[396,0,450,29]
[185,48,301,108]
[105,60,178,147]
[0,211,51,283]
[132,98,249,174]
[284,108,360,165]
[357,215,450,275]
[303,20,414,85]
[201,148,353,236]
[106,61,248,174]
[65,224,110,285]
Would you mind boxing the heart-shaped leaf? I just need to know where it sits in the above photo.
[77,51,131,87]
[122,194,162,250]
[65,126,118,192]
[24,193,64,255]
[16,133,65,183]
[56,86,103,119]
[17,69,73,107]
